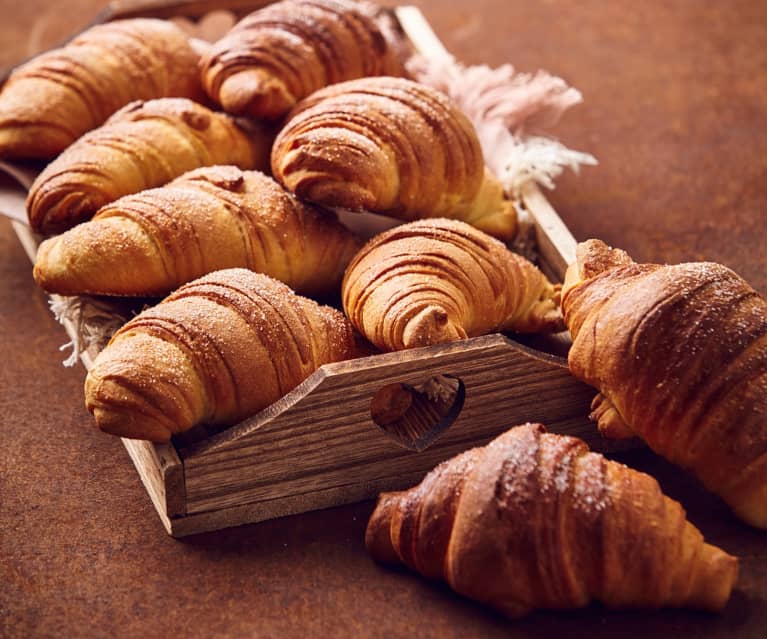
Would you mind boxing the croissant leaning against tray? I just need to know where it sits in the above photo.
[200,0,405,119]
[342,218,563,351]
[271,76,518,241]
[32,166,362,298]
[84,269,355,442]
[366,423,738,617]
[26,98,271,235]
[0,19,203,160]
[561,239,767,529]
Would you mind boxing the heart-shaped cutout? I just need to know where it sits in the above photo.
[370,374,465,451]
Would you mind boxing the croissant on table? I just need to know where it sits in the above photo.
[26,98,270,235]
[272,77,517,241]
[367,423,738,617]
[562,239,767,528]
[0,19,203,160]
[200,0,404,120]
[342,219,562,351]
[85,269,355,442]
[33,166,361,298]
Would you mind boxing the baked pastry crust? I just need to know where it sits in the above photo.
[562,239,767,528]
[85,269,355,442]
[0,19,203,160]
[342,218,562,351]
[26,98,269,234]
[272,77,517,240]
[200,0,405,119]
[33,166,361,298]
[366,423,738,617]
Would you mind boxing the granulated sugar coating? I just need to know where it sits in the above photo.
[365,422,738,617]
[271,76,518,241]
[563,238,767,529]
[33,165,362,299]
[84,268,355,442]
[341,218,563,351]
[199,0,405,120]
[26,98,261,234]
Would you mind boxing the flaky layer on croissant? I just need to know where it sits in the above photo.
[562,239,767,528]
[271,77,517,240]
[367,423,738,617]
[342,219,562,351]
[0,19,202,160]
[26,98,269,235]
[200,0,404,120]
[85,269,355,442]
[33,166,361,298]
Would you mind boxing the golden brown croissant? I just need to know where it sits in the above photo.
[85,269,355,442]
[26,98,269,235]
[33,166,361,298]
[271,77,517,240]
[366,423,738,617]
[200,0,404,120]
[562,239,767,528]
[342,219,562,351]
[0,19,202,160]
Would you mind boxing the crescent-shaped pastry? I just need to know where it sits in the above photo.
[562,239,767,528]
[33,166,362,298]
[367,423,738,617]
[85,269,356,442]
[0,19,202,159]
[271,77,517,240]
[200,0,405,119]
[27,98,269,234]
[342,218,562,351]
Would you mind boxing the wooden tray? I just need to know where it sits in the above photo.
[2,0,618,537]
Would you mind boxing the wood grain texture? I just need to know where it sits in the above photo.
[3,1,767,638]
[179,335,600,516]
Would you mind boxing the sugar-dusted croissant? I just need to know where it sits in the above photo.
[0,19,203,160]
[367,423,738,617]
[200,0,404,120]
[272,77,517,240]
[33,166,361,298]
[26,98,269,235]
[342,219,562,351]
[85,269,355,442]
[562,239,767,528]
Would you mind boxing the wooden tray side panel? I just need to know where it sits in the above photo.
[181,336,597,516]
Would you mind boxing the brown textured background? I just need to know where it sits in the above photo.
[1,1,766,637]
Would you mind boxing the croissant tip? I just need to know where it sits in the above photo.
[401,305,464,350]
[90,405,173,443]
[219,70,294,118]
[575,239,634,280]
[365,492,403,564]
[685,544,739,611]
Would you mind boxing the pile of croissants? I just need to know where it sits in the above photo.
[1,0,764,620]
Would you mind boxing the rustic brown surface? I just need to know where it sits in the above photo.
[1,1,766,638]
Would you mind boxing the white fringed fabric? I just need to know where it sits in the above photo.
[406,54,597,199]
[48,295,128,367]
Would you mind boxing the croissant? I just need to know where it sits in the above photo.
[271,77,517,240]
[200,0,404,120]
[26,98,269,235]
[33,166,361,298]
[0,19,202,160]
[366,423,738,617]
[342,219,562,351]
[85,269,355,442]
[561,239,767,528]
